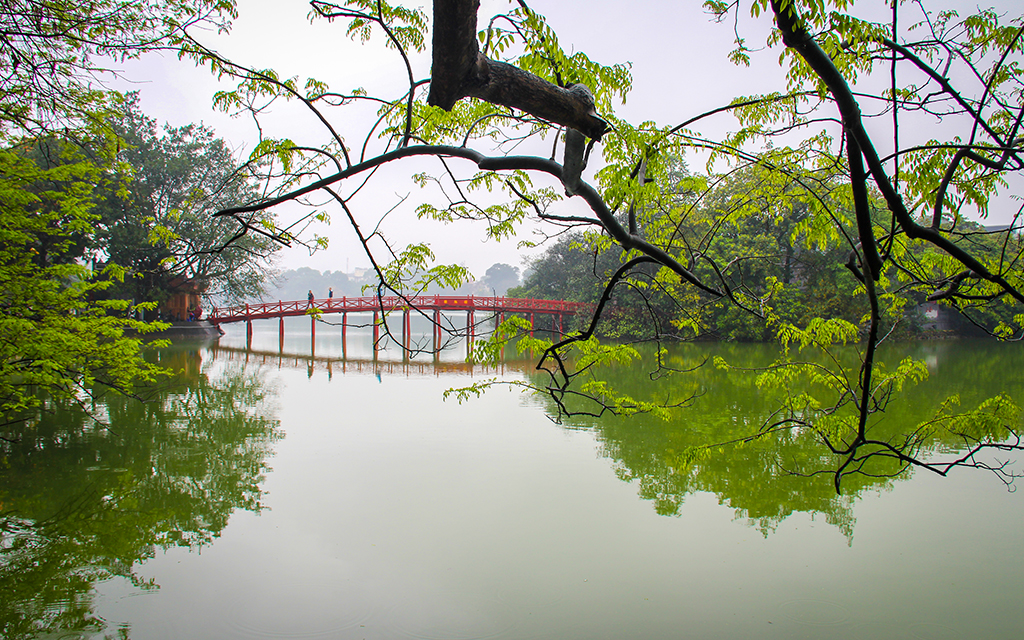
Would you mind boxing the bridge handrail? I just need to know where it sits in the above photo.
[207,295,590,323]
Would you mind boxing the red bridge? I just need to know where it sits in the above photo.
[207,295,589,349]
[208,295,586,324]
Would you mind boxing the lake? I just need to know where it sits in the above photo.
[2,316,1023,639]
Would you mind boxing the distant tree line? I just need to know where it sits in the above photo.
[511,164,1015,341]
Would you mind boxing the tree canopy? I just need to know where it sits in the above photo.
[0,0,236,140]
[95,96,280,306]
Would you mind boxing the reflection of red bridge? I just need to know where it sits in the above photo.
[208,295,589,346]
[207,343,535,378]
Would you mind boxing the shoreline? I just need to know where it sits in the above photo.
[142,320,224,339]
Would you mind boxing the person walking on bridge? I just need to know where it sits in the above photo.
[307,290,314,306]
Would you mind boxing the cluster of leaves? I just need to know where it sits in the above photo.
[0,0,237,141]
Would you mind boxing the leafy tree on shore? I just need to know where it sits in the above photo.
[0,140,165,435]
[0,1,238,435]
[94,96,279,307]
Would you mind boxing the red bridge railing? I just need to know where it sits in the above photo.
[207,295,589,325]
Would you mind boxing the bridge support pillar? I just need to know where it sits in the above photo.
[403,309,410,350]
[372,311,380,352]
[246,320,253,347]
[279,316,285,351]
[310,314,316,357]
[529,313,535,337]
[342,312,348,359]
[433,309,441,354]
[497,312,505,359]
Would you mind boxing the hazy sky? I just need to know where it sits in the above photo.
[115,0,1020,279]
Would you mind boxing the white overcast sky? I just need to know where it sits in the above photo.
[114,0,1021,279]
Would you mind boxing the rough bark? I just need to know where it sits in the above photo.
[426,0,480,111]
[427,0,608,140]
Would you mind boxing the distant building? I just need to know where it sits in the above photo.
[162,277,207,321]
[919,301,953,332]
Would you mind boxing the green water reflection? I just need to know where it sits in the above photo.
[2,332,1022,638]
[0,344,282,640]
[533,340,1024,540]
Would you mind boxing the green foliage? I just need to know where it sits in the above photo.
[378,243,472,296]
[0,0,237,140]
[506,4,632,111]
[314,0,429,52]
[0,1,237,437]
[94,96,279,305]
[0,143,168,432]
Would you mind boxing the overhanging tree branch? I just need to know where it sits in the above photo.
[216,144,722,296]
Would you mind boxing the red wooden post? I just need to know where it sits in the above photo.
[373,310,379,350]
[433,309,440,353]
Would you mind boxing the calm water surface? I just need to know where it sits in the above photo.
[2,317,1023,639]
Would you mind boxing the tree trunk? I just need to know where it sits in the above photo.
[427,0,608,140]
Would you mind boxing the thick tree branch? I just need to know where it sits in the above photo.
[216,144,721,297]
[426,0,608,140]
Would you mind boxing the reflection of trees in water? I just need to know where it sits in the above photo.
[535,341,1024,541]
[0,346,282,640]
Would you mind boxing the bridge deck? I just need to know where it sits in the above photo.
[208,295,587,324]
